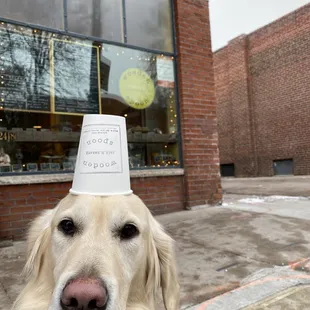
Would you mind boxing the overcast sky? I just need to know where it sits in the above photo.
[209,0,310,51]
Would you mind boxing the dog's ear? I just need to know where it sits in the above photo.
[146,211,180,310]
[23,209,54,280]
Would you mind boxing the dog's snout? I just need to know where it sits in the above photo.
[61,278,108,310]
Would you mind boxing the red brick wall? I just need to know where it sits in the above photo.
[0,176,184,241]
[214,4,310,177]
[175,0,222,206]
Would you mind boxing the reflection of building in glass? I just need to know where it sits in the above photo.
[100,56,111,92]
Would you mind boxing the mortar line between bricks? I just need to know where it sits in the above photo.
[0,281,12,303]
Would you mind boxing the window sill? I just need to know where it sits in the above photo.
[0,168,184,186]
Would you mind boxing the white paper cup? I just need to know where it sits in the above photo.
[70,115,132,196]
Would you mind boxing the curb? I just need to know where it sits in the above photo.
[188,265,310,310]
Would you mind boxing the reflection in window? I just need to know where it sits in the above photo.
[0,0,64,29]
[67,0,123,43]
[53,40,101,114]
[125,0,173,52]
[100,45,179,168]
[0,27,51,112]
[0,21,179,175]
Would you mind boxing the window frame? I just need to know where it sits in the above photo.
[0,0,183,176]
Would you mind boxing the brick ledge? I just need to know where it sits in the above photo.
[0,168,184,186]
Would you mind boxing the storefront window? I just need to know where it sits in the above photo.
[0,22,180,174]
[0,0,64,30]
[101,45,179,168]
[125,0,174,52]
[67,0,123,43]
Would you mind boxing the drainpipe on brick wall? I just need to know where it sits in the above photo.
[245,37,259,177]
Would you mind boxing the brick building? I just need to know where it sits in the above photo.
[214,4,310,177]
[0,0,221,240]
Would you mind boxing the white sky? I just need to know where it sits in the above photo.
[209,0,310,51]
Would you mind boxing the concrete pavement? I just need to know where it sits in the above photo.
[222,175,310,197]
[2,191,310,309]
[189,266,310,310]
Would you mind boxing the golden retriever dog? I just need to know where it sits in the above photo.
[12,194,179,310]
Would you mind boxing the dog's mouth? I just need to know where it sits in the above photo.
[60,278,109,310]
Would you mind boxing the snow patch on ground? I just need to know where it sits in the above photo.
[238,195,309,204]
[239,197,265,204]
[266,195,308,202]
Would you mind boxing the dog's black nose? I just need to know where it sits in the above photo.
[61,278,107,310]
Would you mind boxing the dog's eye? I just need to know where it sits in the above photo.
[58,219,76,236]
[120,224,139,240]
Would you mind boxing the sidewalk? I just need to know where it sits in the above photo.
[2,192,310,309]
[222,175,310,197]
[189,264,310,309]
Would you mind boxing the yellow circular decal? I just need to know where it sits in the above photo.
[119,68,155,110]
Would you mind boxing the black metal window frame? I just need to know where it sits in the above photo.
[0,0,184,176]
[0,0,178,56]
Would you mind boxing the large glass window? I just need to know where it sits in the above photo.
[0,22,180,174]
[0,0,64,29]
[67,0,123,43]
[101,45,179,168]
[125,0,174,52]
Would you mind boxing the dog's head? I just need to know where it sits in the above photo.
[23,194,179,310]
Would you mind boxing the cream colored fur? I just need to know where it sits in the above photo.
[12,194,179,310]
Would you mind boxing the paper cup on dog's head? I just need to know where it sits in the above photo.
[70,114,132,196]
